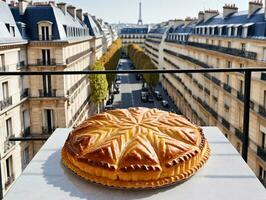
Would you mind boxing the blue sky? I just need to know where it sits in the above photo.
[61,0,253,23]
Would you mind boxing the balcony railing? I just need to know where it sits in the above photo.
[2,67,266,164]
[0,96,12,111]
[36,59,57,66]
[39,89,57,98]
[42,126,56,135]
[20,88,29,100]
[16,61,26,69]
[222,118,230,130]
[223,84,232,93]
[66,48,93,65]
[38,35,52,41]
[258,105,266,118]
[212,76,221,86]
[22,127,31,137]
[186,41,257,60]
[235,128,243,141]
[237,91,245,102]
[257,146,266,162]
[0,65,9,72]
[4,175,14,190]
[4,136,15,153]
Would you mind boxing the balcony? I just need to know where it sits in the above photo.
[0,96,12,111]
[16,61,26,69]
[258,105,266,118]
[4,175,14,190]
[235,128,243,141]
[20,88,29,100]
[39,89,57,98]
[22,127,31,137]
[66,48,93,64]
[222,118,230,130]
[36,59,57,66]
[4,137,16,153]
[257,146,266,162]
[237,92,245,102]
[4,127,266,200]
[42,126,56,135]
[223,84,232,93]
[38,35,52,41]
[204,88,210,95]
[211,76,221,86]
[186,41,257,61]
[0,65,9,72]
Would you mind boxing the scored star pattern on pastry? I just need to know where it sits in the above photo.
[66,108,202,171]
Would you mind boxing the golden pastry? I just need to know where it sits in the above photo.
[62,107,210,189]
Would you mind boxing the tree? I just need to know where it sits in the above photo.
[143,61,159,89]
[89,62,108,113]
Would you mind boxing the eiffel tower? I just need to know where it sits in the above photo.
[137,1,143,25]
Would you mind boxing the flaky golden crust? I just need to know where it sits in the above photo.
[62,108,210,189]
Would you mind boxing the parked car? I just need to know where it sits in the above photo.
[141,92,148,103]
[136,74,142,81]
[105,104,114,111]
[153,91,163,101]
[162,100,170,108]
[148,93,155,103]
[115,76,121,84]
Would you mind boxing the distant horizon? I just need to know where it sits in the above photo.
[8,0,263,24]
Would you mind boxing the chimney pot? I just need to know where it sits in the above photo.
[248,0,263,18]
[57,2,67,14]
[76,9,83,21]
[67,5,76,20]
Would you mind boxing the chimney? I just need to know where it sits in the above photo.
[18,0,29,15]
[184,17,193,25]
[198,11,204,21]
[204,9,219,22]
[248,0,263,18]
[76,9,83,21]
[57,2,66,14]
[223,4,238,18]
[67,5,76,20]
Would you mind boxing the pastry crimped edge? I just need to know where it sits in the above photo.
[61,139,210,189]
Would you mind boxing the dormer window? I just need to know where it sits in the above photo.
[5,24,15,37]
[38,21,53,41]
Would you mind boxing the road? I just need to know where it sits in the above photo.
[111,58,181,113]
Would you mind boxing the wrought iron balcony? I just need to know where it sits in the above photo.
[36,59,57,66]
[4,175,14,190]
[0,96,12,111]
[0,65,9,72]
[211,76,221,86]
[237,92,245,102]
[4,136,16,153]
[235,128,243,141]
[42,126,56,135]
[38,35,53,41]
[257,146,266,162]
[22,127,31,137]
[20,88,29,100]
[258,105,266,118]
[222,118,230,130]
[204,88,210,95]
[223,84,232,93]
[16,61,26,69]
[186,41,257,61]
[39,89,57,98]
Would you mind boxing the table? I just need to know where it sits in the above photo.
[4,127,266,200]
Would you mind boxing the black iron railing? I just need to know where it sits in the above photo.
[39,89,57,97]
[0,96,12,111]
[1,67,266,163]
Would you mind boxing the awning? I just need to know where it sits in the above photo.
[243,23,255,27]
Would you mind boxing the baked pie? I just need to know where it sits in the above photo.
[62,108,210,189]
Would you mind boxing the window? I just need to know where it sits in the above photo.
[218,40,221,47]
[44,109,54,133]
[263,90,266,108]
[226,75,230,85]
[240,63,245,68]
[261,131,266,149]
[6,118,12,137]
[22,147,30,170]
[239,80,244,94]
[228,41,231,48]
[43,75,52,95]
[41,49,51,65]
[263,48,266,62]
[259,167,266,185]
[241,43,246,52]
[2,81,9,100]
[6,156,13,180]
[227,61,232,68]
[0,54,5,70]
